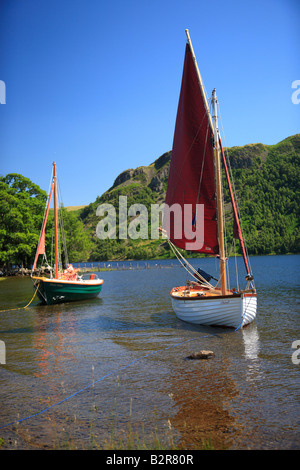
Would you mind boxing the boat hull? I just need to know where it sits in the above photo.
[32,277,104,305]
[171,287,257,329]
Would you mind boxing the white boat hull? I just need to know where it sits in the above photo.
[171,290,257,329]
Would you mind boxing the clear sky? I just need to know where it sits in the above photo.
[0,0,299,207]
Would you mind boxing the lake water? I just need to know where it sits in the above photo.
[0,255,299,450]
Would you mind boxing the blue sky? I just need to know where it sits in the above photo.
[0,0,299,206]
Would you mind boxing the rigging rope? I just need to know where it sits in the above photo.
[217,102,254,283]
[57,179,69,267]
[167,238,214,289]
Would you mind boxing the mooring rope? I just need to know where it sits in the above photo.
[0,282,40,313]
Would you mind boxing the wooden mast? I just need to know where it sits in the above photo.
[185,30,227,295]
[53,162,59,279]
[211,89,227,295]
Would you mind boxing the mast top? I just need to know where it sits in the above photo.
[211,88,219,141]
[184,29,214,135]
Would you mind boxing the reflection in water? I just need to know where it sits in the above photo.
[242,324,260,360]
[241,323,262,382]
[0,255,299,449]
[33,310,78,379]
[168,357,241,450]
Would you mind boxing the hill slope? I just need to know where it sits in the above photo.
[80,134,300,261]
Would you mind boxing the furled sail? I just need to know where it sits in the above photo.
[164,42,218,254]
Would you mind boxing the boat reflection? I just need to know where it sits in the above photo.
[241,323,262,382]
[33,308,77,379]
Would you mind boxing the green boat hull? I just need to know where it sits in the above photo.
[34,278,103,305]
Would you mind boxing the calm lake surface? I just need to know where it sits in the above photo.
[0,255,299,450]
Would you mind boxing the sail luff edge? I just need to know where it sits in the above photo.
[185,29,214,135]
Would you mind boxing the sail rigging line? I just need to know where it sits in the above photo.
[217,103,254,280]
[32,179,55,273]
[53,162,59,279]
[211,89,227,295]
[166,237,215,289]
[224,236,239,289]
[213,254,228,292]
[39,168,69,278]
[57,179,69,268]
[50,225,54,277]
[234,239,240,291]
[217,102,255,290]
[219,138,251,277]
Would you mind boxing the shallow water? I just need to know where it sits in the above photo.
[0,255,299,449]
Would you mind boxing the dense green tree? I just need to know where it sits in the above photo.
[0,174,47,268]
[0,174,95,269]
[60,208,93,262]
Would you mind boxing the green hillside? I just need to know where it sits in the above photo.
[80,134,300,261]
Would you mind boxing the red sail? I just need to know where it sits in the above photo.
[32,182,54,271]
[219,138,250,275]
[164,43,218,254]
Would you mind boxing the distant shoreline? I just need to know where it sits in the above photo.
[0,253,298,278]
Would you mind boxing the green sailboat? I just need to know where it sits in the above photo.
[31,162,103,305]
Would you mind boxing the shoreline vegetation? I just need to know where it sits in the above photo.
[0,134,299,272]
[0,260,177,278]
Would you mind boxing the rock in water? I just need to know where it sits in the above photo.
[186,350,214,360]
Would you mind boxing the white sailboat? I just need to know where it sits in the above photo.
[163,30,257,328]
